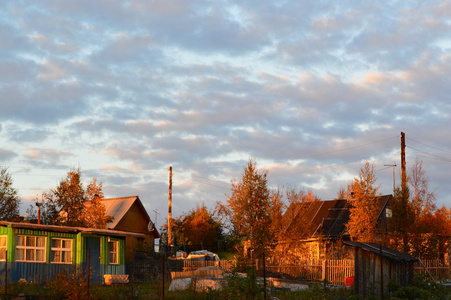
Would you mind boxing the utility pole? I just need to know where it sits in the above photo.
[168,166,173,252]
[400,132,406,191]
[384,164,397,195]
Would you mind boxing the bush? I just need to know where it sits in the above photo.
[45,270,89,299]
[387,274,448,300]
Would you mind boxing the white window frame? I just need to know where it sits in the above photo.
[51,238,73,264]
[108,240,119,264]
[15,235,46,263]
[0,236,7,261]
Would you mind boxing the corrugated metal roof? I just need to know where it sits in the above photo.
[0,221,145,238]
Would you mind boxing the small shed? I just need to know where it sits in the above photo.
[344,241,418,298]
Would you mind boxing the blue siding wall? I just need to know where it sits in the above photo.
[0,262,75,284]
[0,262,126,284]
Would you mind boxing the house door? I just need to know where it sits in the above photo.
[85,237,101,283]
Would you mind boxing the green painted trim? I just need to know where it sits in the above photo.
[76,232,84,264]
[0,225,127,266]
[103,237,124,266]
[7,226,14,262]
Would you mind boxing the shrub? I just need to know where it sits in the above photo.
[45,270,88,299]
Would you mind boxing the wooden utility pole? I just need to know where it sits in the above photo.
[400,132,406,191]
[168,166,173,251]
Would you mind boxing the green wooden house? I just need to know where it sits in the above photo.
[0,221,144,284]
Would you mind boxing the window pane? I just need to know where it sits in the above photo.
[62,240,71,249]
[51,251,60,263]
[26,249,34,261]
[37,237,45,247]
[36,250,45,262]
[0,237,6,247]
[0,249,5,260]
[52,239,61,248]
[17,236,25,246]
[63,251,72,263]
[16,249,24,260]
[26,236,35,247]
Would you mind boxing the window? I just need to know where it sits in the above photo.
[16,236,46,262]
[51,238,72,264]
[0,236,6,261]
[108,240,118,264]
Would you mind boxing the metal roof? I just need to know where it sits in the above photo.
[344,241,418,263]
[283,195,393,239]
[102,195,150,229]
[0,221,145,238]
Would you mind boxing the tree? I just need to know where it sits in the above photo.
[225,159,272,258]
[0,166,21,221]
[27,168,111,228]
[387,159,449,259]
[81,179,113,228]
[171,204,223,252]
[346,162,381,242]
[409,159,436,216]
[388,186,415,254]
[53,168,86,226]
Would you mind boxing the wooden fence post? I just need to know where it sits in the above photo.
[321,260,327,281]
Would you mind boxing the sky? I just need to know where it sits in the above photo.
[1,0,451,228]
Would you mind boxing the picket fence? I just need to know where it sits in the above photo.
[414,259,451,280]
[179,258,451,285]
[181,259,354,285]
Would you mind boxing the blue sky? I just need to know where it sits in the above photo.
[1,0,451,225]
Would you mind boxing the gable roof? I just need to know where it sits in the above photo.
[283,195,392,240]
[102,196,150,229]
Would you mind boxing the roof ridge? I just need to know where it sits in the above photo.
[103,195,138,200]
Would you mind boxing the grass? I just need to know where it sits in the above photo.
[5,271,450,299]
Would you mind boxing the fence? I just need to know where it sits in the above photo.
[182,260,235,272]
[176,259,354,285]
[414,259,451,280]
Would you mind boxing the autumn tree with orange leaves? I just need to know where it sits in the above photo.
[346,162,381,243]
[27,168,112,228]
[388,159,451,259]
[222,158,273,258]
[171,204,223,252]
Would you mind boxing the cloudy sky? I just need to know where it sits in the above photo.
[1,0,451,226]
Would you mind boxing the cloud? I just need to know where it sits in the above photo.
[23,148,74,166]
[1,0,451,217]
[0,149,17,162]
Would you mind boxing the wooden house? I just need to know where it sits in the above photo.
[102,196,160,263]
[344,241,418,298]
[276,195,392,262]
[0,221,144,284]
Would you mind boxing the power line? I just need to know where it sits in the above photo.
[406,146,451,163]
[270,149,395,178]
[406,137,451,154]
